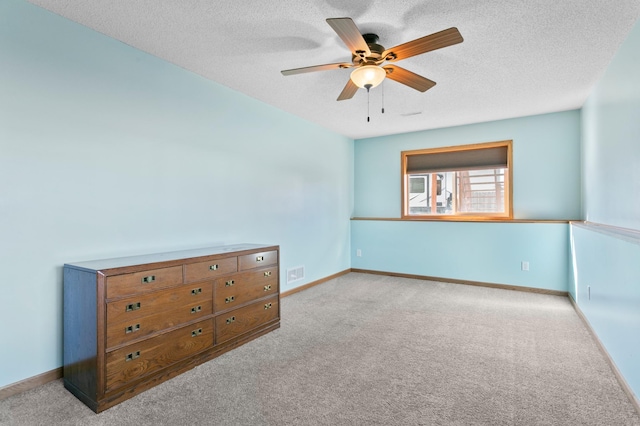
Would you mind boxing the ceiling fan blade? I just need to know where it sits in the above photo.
[281,62,353,76]
[326,18,371,57]
[337,79,359,101]
[382,27,463,62]
[383,65,436,92]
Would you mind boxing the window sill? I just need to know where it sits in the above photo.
[351,217,574,223]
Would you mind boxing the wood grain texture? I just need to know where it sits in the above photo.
[337,79,359,101]
[95,322,280,413]
[62,244,280,412]
[383,27,463,61]
[0,368,62,400]
[106,266,183,299]
[350,217,572,223]
[280,269,351,298]
[184,256,237,283]
[105,319,214,392]
[63,267,98,400]
[400,140,513,220]
[106,283,213,349]
[281,62,353,76]
[351,268,568,296]
[238,250,278,271]
[215,296,279,345]
[213,267,278,312]
[325,17,370,56]
[383,65,436,92]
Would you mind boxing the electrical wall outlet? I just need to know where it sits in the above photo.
[356,249,362,257]
[521,261,529,271]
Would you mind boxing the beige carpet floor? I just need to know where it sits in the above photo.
[1,272,639,425]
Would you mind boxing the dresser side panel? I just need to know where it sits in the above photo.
[63,266,98,401]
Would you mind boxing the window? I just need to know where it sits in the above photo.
[401,140,513,220]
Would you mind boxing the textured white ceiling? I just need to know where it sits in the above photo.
[26,0,640,139]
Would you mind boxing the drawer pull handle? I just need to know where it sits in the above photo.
[125,324,141,334]
[209,264,219,271]
[264,285,272,291]
[125,351,140,362]
[225,280,235,287]
[191,305,202,314]
[191,288,202,295]
[264,303,273,310]
[191,328,203,337]
[226,316,236,324]
[256,256,264,262]
[264,271,272,277]
[141,275,155,283]
[225,296,235,304]
[126,302,141,312]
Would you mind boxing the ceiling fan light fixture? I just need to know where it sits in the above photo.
[350,65,386,89]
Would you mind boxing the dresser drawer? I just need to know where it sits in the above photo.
[238,250,278,271]
[105,319,213,392]
[213,267,278,312]
[184,256,237,283]
[106,266,183,299]
[106,284,213,349]
[215,296,279,344]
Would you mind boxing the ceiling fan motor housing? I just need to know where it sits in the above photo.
[353,33,387,64]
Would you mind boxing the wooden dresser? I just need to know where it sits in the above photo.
[63,244,280,412]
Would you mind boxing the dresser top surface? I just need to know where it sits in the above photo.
[64,243,277,272]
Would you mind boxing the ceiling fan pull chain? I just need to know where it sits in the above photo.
[382,81,385,114]
[365,84,371,122]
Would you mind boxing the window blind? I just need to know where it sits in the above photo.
[406,145,508,174]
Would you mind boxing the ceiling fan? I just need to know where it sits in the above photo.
[281,17,463,101]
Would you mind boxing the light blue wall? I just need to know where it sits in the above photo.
[570,225,640,398]
[0,0,353,388]
[581,19,640,230]
[352,111,580,291]
[352,221,569,291]
[354,111,582,220]
[574,16,640,402]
